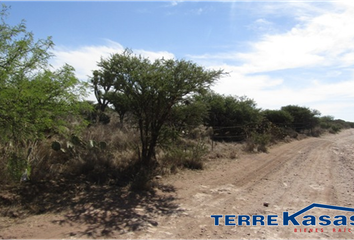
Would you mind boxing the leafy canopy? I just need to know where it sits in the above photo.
[92,49,224,166]
[281,105,320,132]
[202,92,262,141]
[262,109,294,127]
[0,5,89,144]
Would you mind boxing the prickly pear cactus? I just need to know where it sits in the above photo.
[99,141,107,150]
[51,141,61,151]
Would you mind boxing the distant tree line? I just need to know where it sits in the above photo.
[1,4,353,184]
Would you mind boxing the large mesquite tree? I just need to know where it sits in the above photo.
[0,5,89,144]
[0,5,89,181]
[92,49,224,167]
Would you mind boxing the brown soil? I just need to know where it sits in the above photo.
[1,129,354,239]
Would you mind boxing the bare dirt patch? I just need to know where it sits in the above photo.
[1,129,354,239]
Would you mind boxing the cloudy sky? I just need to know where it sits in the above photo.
[4,1,354,121]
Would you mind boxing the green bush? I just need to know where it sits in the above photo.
[245,133,271,153]
[6,152,28,182]
[310,127,324,137]
[330,125,341,134]
[161,140,208,172]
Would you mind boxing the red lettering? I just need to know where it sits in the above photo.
[295,228,324,233]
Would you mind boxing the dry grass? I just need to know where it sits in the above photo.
[2,112,319,187]
[0,112,142,185]
[158,138,208,174]
[207,141,242,160]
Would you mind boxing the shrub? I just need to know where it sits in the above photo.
[310,127,324,137]
[330,125,341,134]
[244,133,271,153]
[6,152,29,182]
[262,109,293,127]
[160,139,208,172]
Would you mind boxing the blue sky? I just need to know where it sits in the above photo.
[4,1,354,121]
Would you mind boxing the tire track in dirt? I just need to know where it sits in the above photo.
[1,130,354,239]
[136,129,354,239]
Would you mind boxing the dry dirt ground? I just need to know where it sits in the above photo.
[1,129,354,239]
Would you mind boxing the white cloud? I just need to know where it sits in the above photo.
[134,49,175,62]
[50,40,175,103]
[247,18,274,32]
[48,2,354,121]
[235,4,354,73]
[211,65,283,94]
[51,40,124,80]
[212,65,354,118]
[248,1,332,22]
[200,1,354,74]
[193,1,354,121]
[208,62,354,121]
[169,1,184,7]
[51,40,175,81]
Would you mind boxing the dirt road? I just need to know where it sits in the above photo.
[1,129,354,239]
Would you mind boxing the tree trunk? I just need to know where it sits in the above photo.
[140,130,159,170]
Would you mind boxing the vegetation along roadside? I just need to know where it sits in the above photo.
[1,4,353,222]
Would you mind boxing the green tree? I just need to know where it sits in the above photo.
[168,96,209,134]
[319,116,354,133]
[90,67,118,125]
[0,5,88,142]
[1,6,52,84]
[203,92,262,141]
[262,109,294,128]
[92,49,224,167]
[0,5,89,181]
[106,92,130,126]
[91,69,116,112]
[1,65,88,142]
[281,105,320,132]
[159,96,209,147]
